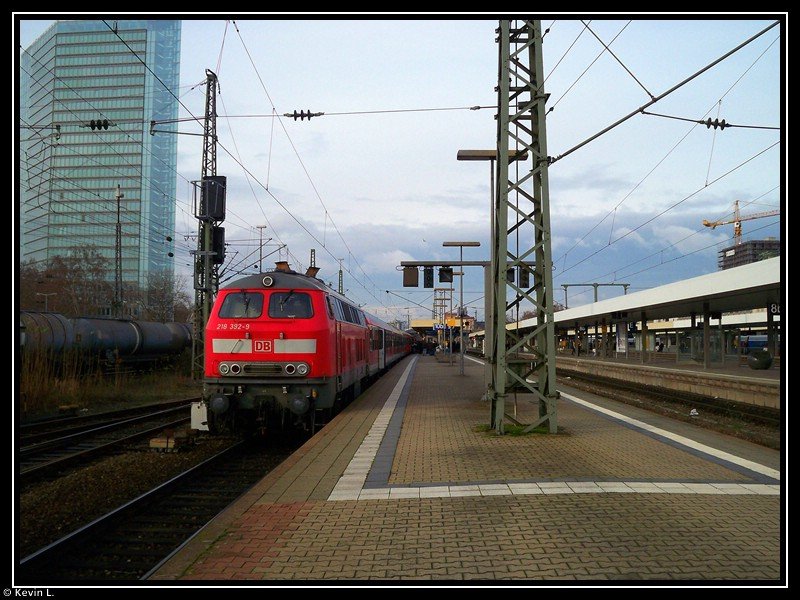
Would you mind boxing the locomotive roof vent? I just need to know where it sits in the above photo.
[305,266,320,278]
[275,261,292,273]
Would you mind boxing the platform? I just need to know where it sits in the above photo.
[151,354,783,582]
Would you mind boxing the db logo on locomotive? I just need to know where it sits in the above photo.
[254,340,273,353]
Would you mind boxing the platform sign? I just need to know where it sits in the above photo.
[616,323,627,352]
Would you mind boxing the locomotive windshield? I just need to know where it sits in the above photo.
[269,291,313,319]
[218,291,264,318]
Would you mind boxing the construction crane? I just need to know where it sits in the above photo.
[702,200,780,245]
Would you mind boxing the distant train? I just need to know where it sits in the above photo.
[737,334,771,354]
[19,311,192,368]
[196,264,413,434]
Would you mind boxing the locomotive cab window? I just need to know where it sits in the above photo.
[218,291,264,318]
[269,291,313,319]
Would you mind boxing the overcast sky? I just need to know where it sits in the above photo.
[17,15,785,323]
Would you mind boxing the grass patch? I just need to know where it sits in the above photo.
[18,348,198,420]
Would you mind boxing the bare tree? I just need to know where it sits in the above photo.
[49,246,113,317]
[20,248,111,317]
[138,269,192,322]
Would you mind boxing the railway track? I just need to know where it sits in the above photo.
[557,368,779,427]
[18,439,292,582]
[19,398,196,445]
[19,400,195,483]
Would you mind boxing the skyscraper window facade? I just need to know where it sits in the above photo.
[20,19,181,317]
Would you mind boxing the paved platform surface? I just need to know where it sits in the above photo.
[151,354,783,583]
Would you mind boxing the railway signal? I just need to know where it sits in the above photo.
[423,266,433,288]
[89,119,110,130]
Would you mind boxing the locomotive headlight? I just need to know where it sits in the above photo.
[296,363,309,375]
[219,363,229,374]
[284,364,296,375]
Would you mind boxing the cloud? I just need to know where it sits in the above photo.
[610,226,648,247]
[658,224,729,256]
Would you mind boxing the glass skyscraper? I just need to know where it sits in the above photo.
[20,19,181,316]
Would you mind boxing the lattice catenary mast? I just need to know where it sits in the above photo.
[191,69,227,379]
[489,20,559,434]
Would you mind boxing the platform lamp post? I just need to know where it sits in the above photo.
[443,242,480,375]
[457,150,526,390]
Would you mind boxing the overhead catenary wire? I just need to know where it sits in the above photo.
[608,219,780,283]
[96,22,314,277]
[216,91,299,268]
[552,27,781,270]
[99,20,288,270]
[30,20,778,319]
[588,186,780,284]
[546,217,779,307]
[549,20,780,164]
[581,20,654,99]
[543,20,591,86]
[213,137,397,315]
[640,110,779,131]
[18,57,193,247]
[186,105,495,120]
[548,21,632,114]
[21,35,269,286]
[555,141,780,279]
[230,20,402,320]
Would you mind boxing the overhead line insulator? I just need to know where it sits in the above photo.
[283,110,324,121]
[704,118,727,130]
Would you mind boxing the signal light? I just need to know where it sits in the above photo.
[519,266,530,288]
[89,119,109,130]
[423,266,433,288]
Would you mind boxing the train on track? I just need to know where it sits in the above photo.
[195,263,413,434]
[19,311,192,369]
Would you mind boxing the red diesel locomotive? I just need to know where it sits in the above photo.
[199,263,412,433]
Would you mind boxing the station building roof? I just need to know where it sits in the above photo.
[506,256,781,332]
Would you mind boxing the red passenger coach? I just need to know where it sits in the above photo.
[198,265,412,434]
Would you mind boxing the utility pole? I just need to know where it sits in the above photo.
[256,225,267,272]
[490,20,558,434]
[338,258,344,295]
[562,283,630,308]
[191,69,225,380]
[36,292,56,312]
[114,184,124,318]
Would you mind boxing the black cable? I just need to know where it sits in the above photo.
[641,110,779,131]
[550,20,780,164]
[549,21,631,113]
[582,20,654,99]
[230,21,401,319]
[552,26,780,269]
[555,141,779,279]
